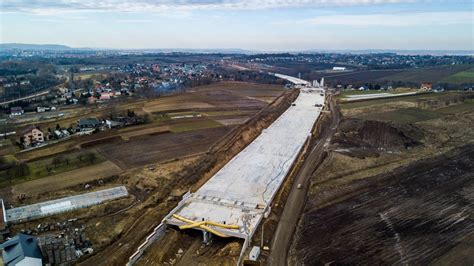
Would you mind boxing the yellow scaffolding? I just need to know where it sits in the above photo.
[172,214,239,238]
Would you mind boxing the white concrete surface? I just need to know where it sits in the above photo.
[343,92,418,101]
[165,87,325,240]
[273,73,311,86]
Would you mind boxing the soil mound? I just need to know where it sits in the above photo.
[333,118,424,158]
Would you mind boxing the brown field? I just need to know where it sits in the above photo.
[12,160,122,197]
[97,126,232,168]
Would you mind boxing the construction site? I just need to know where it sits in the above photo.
[0,71,472,266]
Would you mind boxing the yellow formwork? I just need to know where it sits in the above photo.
[172,214,239,238]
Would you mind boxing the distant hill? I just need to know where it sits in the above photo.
[0,43,73,50]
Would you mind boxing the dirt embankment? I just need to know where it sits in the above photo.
[79,88,299,266]
[333,118,424,158]
[416,93,466,109]
[290,144,474,265]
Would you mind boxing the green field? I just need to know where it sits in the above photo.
[442,68,474,84]
[436,101,474,114]
[360,108,442,123]
[76,72,107,80]
[340,88,417,97]
[169,119,223,133]
[340,92,436,109]
[380,65,472,84]
[0,151,105,187]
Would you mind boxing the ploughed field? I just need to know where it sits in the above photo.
[97,126,232,168]
[292,145,474,265]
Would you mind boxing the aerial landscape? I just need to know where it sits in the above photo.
[0,0,473,265]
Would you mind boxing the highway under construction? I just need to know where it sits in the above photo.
[164,87,325,240]
[129,75,326,265]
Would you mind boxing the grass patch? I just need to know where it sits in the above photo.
[361,108,443,123]
[340,88,417,97]
[76,72,107,80]
[203,110,255,116]
[436,102,474,114]
[0,151,105,188]
[340,92,442,109]
[442,68,474,84]
[170,119,223,133]
[167,111,201,117]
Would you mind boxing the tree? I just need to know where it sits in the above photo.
[52,156,63,168]
[86,153,97,164]
[46,164,53,175]
[13,162,29,178]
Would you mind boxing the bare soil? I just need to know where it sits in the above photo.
[97,126,232,169]
[290,145,474,265]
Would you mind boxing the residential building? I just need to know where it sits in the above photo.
[78,118,101,131]
[0,234,43,266]
[10,107,23,116]
[420,83,433,91]
[20,126,44,147]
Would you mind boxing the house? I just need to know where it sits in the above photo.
[88,97,97,104]
[58,87,69,94]
[99,93,111,101]
[0,234,43,266]
[20,126,44,147]
[10,107,23,117]
[78,118,101,131]
[420,83,433,91]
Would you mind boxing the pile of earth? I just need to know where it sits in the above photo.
[332,118,424,158]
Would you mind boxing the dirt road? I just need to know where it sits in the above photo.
[269,95,340,265]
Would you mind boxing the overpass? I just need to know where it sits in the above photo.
[273,73,311,86]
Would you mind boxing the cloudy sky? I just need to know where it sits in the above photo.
[1,0,473,51]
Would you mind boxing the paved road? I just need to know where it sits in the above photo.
[269,95,340,265]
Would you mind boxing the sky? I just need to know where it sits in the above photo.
[0,0,473,51]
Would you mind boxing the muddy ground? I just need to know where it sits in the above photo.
[291,144,473,265]
[97,126,232,168]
